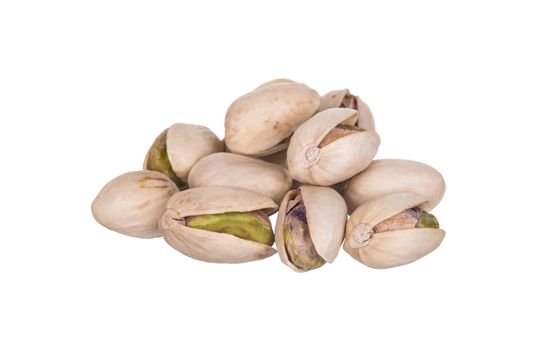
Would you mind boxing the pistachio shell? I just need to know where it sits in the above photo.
[188,153,292,204]
[225,80,320,156]
[144,123,223,184]
[160,186,278,263]
[258,148,288,168]
[343,159,446,213]
[344,192,445,269]
[275,186,347,272]
[256,78,296,88]
[287,108,380,186]
[319,89,375,131]
[92,170,179,238]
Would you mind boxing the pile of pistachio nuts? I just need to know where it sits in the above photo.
[92,79,446,272]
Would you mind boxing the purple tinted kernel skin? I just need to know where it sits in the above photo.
[289,203,307,223]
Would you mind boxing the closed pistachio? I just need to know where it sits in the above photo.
[344,192,445,268]
[160,186,278,263]
[225,79,320,156]
[188,152,292,204]
[92,170,179,238]
[342,159,446,213]
[144,123,223,189]
[275,186,347,272]
[319,89,375,131]
[287,108,380,186]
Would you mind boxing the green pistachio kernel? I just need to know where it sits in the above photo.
[145,129,186,190]
[416,212,440,229]
[283,203,325,271]
[185,211,274,246]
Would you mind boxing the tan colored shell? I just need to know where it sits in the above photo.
[258,148,288,168]
[188,153,292,204]
[144,123,223,181]
[275,186,347,272]
[224,79,320,156]
[160,186,278,263]
[343,159,446,213]
[319,89,375,131]
[92,170,179,238]
[286,108,380,186]
[344,192,445,269]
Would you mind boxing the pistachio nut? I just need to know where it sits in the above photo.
[274,186,347,272]
[343,159,446,213]
[160,186,278,263]
[92,170,179,238]
[287,108,380,186]
[225,79,320,156]
[344,192,445,268]
[188,152,292,205]
[319,89,375,131]
[144,123,223,189]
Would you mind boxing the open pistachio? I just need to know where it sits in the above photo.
[275,186,347,272]
[160,186,278,263]
[225,79,320,156]
[188,152,292,205]
[342,159,446,213]
[144,123,223,189]
[319,89,375,131]
[92,170,179,238]
[283,202,325,270]
[344,192,445,268]
[287,108,380,186]
[185,211,274,245]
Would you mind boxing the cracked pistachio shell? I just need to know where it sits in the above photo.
[344,192,445,268]
[188,153,292,205]
[343,159,446,213]
[275,186,347,272]
[144,123,223,186]
[160,186,278,263]
[287,108,380,186]
[319,89,376,131]
[224,79,320,156]
[92,170,179,238]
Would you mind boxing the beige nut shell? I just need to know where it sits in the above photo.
[344,192,445,269]
[343,159,446,213]
[92,170,179,238]
[319,89,376,131]
[287,108,380,186]
[160,186,278,263]
[224,80,320,156]
[144,123,223,181]
[275,186,348,272]
[188,153,292,204]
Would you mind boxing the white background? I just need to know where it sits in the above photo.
[1,1,549,349]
